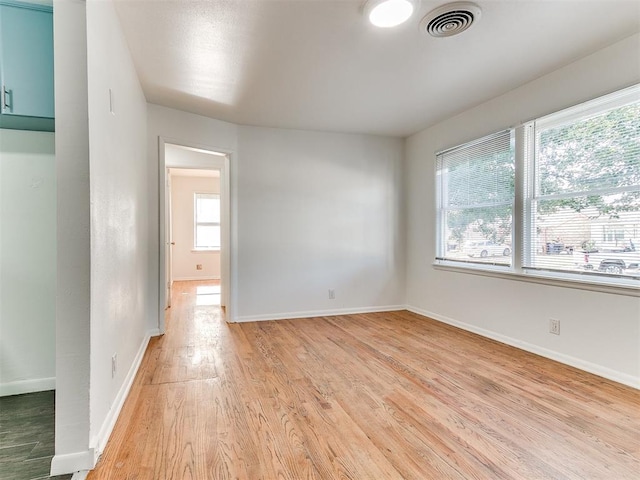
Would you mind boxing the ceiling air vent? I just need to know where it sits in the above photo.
[420,2,481,37]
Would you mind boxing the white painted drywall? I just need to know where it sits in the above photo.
[236,126,405,320]
[0,130,56,396]
[85,0,150,459]
[52,0,92,471]
[405,33,640,387]
[52,1,153,472]
[170,174,221,280]
[147,106,405,321]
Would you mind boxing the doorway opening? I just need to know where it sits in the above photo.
[159,140,232,332]
[168,167,221,302]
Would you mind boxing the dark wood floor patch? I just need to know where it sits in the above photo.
[0,390,71,480]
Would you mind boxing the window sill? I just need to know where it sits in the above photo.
[432,261,639,297]
[191,248,220,253]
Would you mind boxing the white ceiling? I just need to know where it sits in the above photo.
[113,0,640,137]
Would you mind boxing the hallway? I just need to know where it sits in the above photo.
[87,280,225,478]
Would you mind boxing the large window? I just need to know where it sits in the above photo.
[194,193,220,250]
[436,130,515,266]
[436,85,640,287]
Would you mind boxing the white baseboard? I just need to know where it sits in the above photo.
[234,305,405,323]
[148,328,161,337]
[172,275,220,281]
[0,377,55,397]
[89,329,155,458]
[50,449,95,476]
[406,305,640,390]
[50,328,158,476]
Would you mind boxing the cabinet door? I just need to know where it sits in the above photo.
[0,3,54,119]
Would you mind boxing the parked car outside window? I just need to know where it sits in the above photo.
[465,241,511,258]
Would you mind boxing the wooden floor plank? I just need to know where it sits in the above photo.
[87,281,640,480]
[321,312,637,479]
[294,316,550,479]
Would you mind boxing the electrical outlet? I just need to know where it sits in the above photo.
[328,289,335,300]
[196,264,203,270]
[549,319,560,335]
[111,353,117,378]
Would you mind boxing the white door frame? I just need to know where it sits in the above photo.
[166,169,173,309]
[158,136,234,333]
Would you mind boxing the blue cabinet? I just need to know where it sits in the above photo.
[0,1,54,131]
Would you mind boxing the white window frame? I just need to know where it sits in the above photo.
[435,84,640,295]
[193,192,220,251]
[435,129,515,272]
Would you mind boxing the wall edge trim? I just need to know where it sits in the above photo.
[0,377,56,397]
[89,329,155,463]
[234,305,406,323]
[406,305,640,390]
[50,449,95,476]
[172,276,220,281]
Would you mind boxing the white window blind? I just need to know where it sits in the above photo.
[524,88,640,279]
[436,130,515,266]
[194,193,220,249]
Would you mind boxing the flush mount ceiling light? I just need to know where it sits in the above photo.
[420,2,481,37]
[365,0,416,28]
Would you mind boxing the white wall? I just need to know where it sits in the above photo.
[0,130,56,396]
[236,126,405,320]
[405,33,640,388]
[51,0,153,474]
[85,0,151,462]
[170,174,221,280]
[53,0,92,471]
[147,105,405,322]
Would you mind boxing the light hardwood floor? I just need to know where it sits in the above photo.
[87,280,640,479]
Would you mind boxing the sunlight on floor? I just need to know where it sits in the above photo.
[196,285,220,295]
[196,284,221,306]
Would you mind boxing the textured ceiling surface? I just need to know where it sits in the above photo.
[113,0,640,137]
